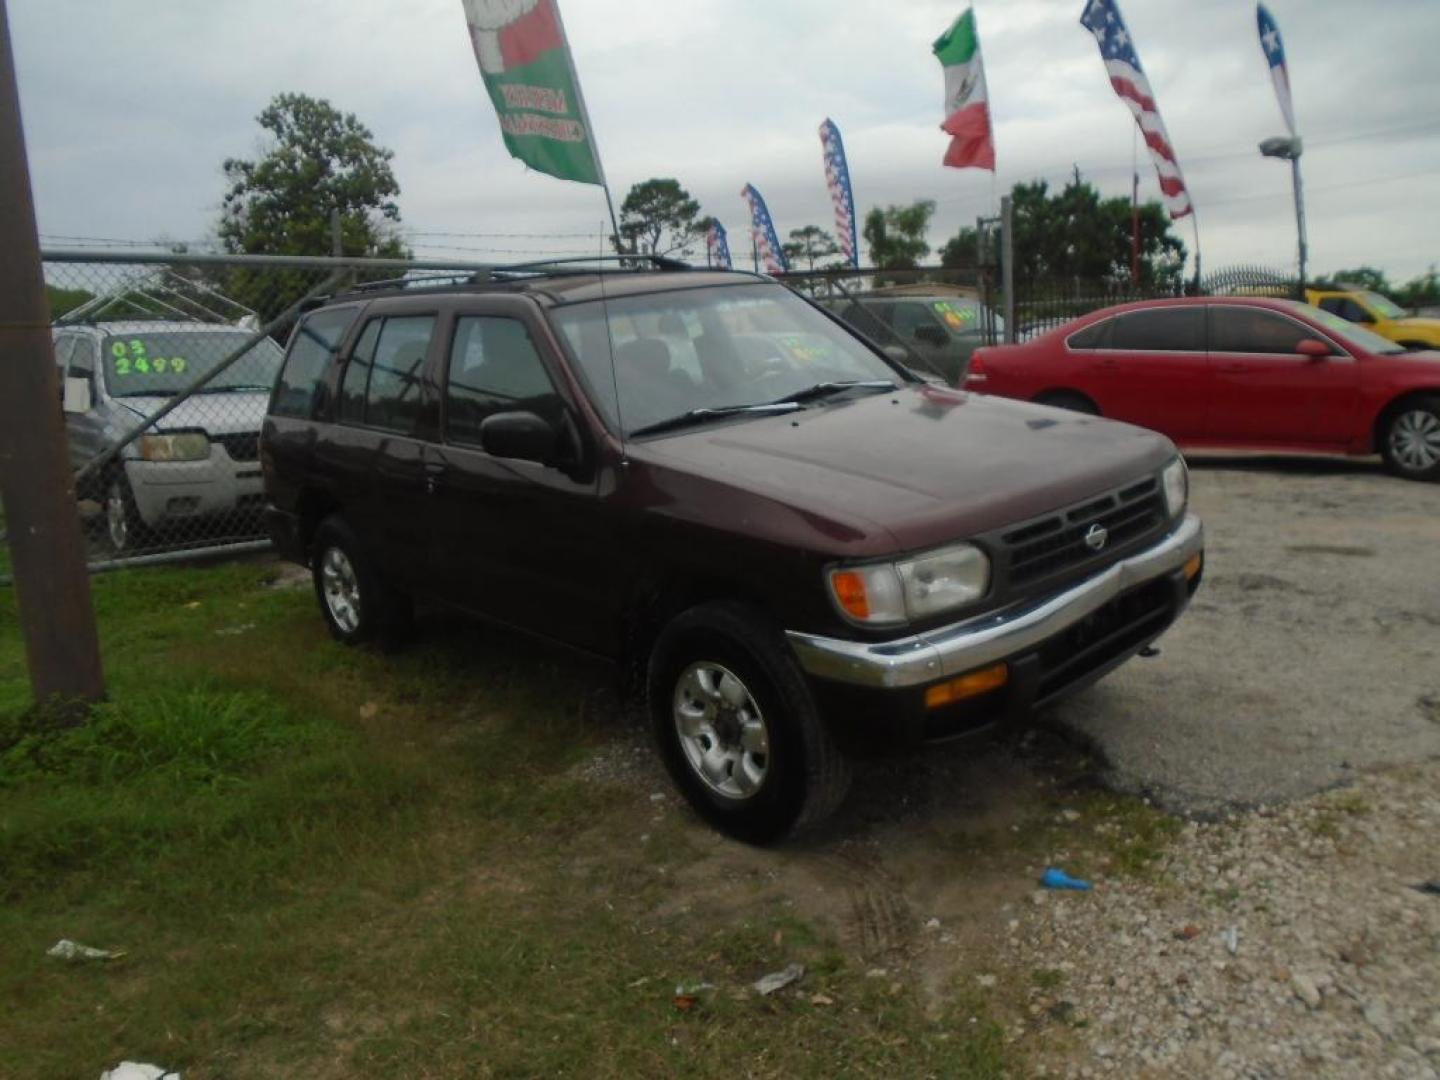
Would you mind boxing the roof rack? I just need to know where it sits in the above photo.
[490,254,692,276]
[331,253,702,301]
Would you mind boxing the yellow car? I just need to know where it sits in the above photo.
[1306,288,1440,350]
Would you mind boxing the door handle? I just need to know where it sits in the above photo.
[1096,357,1119,370]
[1217,362,1248,374]
[424,461,446,495]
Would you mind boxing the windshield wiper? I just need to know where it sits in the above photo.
[766,379,896,405]
[629,401,802,438]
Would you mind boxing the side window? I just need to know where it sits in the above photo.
[52,335,76,372]
[1068,316,1116,350]
[1318,297,1346,318]
[445,316,558,447]
[1344,300,1374,323]
[890,302,933,338]
[273,307,357,418]
[1210,308,1313,354]
[1111,308,1204,352]
[362,316,435,433]
[69,336,98,379]
[339,319,382,424]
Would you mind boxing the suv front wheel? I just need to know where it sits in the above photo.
[311,515,412,645]
[647,601,850,843]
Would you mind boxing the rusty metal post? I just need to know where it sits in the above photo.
[0,0,105,709]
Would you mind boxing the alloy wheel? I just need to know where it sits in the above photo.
[673,661,771,800]
[320,547,362,634]
[106,481,130,551]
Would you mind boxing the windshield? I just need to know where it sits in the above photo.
[1290,303,1405,355]
[551,282,904,437]
[102,331,285,396]
[1362,291,1406,320]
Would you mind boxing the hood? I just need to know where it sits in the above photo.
[114,392,269,436]
[630,385,1177,554]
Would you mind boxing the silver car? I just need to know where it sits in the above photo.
[53,320,285,553]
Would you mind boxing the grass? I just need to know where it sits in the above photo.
[0,559,1018,1078]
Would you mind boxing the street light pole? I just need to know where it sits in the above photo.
[1260,134,1307,298]
[0,0,106,710]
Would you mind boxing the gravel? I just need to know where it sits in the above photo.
[1049,457,1440,817]
[1007,761,1440,1079]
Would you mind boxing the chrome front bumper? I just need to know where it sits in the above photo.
[787,513,1203,690]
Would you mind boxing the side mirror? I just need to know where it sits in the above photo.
[1296,339,1331,360]
[63,376,93,414]
[882,345,910,364]
[479,410,558,464]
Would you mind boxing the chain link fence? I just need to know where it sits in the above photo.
[26,251,491,573]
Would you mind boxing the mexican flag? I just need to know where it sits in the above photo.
[933,8,996,171]
[462,0,604,185]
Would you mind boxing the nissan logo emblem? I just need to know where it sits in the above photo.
[1084,523,1109,551]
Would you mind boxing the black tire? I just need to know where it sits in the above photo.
[1379,395,1440,482]
[647,601,850,844]
[102,472,152,554]
[311,515,413,646]
[1035,390,1100,416]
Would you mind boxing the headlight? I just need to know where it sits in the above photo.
[140,433,210,462]
[829,542,990,626]
[1162,457,1188,519]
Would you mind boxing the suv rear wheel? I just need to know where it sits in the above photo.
[312,516,413,645]
[648,601,849,843]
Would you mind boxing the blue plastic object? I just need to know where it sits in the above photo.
[1040,867,1092,891]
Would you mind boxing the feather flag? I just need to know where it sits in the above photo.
[740,184,788,274]
[1256,4,1298,137]
[818,119,859,267]
[933,8,996,171]
[1080,0,1192,219]
[707,220,733,270]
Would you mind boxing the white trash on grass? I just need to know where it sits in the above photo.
[753,963,805,996]
[47,939,125,962]
[99,1064,179,1080]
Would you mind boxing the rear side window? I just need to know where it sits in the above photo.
[1068,317,1115,349]
[445,316,558,447]
[339,315,435,433]
[1111,308,1204,352]
[273,307,357,418]
[1210,307,1313,354]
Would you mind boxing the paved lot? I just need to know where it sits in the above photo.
[1051,455,1440,817]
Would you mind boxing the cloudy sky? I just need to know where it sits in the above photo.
[11,0,1440,282]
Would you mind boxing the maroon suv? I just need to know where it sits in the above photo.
[262,263,1204,841]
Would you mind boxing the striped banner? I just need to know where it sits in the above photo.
[740,184,788,273]
[818,119,859,267]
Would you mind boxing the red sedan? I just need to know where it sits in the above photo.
[967,297,1440,481]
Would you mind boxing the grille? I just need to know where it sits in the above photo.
[1002,477,1164,587]
[1034,576,1174,702]
[215,432,260,461]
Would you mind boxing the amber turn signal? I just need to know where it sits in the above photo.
[924,662,1009,709]
[1183,552,1203,581]
[830,570,870,620]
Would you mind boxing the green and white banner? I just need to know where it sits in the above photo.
[462,0,604,186]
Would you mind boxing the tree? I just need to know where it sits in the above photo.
[1397,266,1440,311]
[218,94,408,319]
[993,174,1185,291]
[614,178,704,258]
[862,201,935,270]
[782,225,841,271]
[1324,266,1392,293]
[939,226,980,269]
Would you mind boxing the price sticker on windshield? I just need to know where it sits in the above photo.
[111,340,188,377]
[778,334,825,363]
[932,301,975,331]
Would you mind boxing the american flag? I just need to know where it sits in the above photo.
[707,220,732,269]
[740,184,788,274]
[1080,0,1192,220]
[818,119,859,268]
[1256,4,1297,138]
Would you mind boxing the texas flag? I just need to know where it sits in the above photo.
[1257,3,1298,137]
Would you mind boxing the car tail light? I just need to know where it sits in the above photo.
[965,353,988,385]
